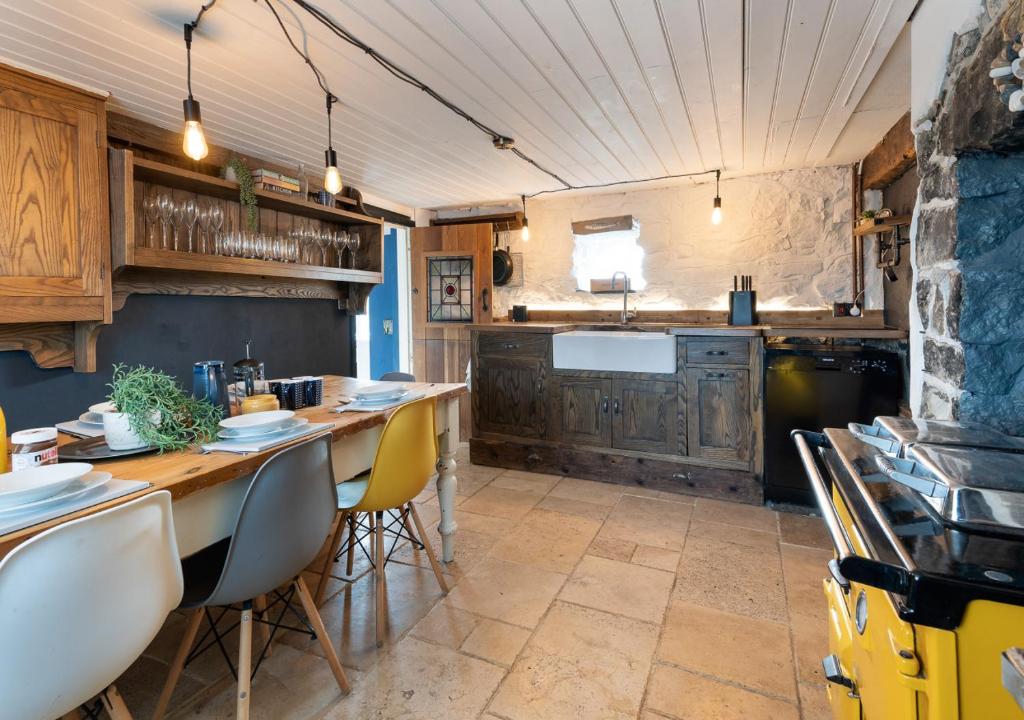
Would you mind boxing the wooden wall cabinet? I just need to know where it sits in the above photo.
[551,376,611,446]
[685,367,752,464]
[612,378,680,455]
[0,64,110,324]
[474,355,548,438]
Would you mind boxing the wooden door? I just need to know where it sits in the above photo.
[551,376,611,447]
[686,368,751,463]
[410,224,493,439]
[474,355,547,439]
[611,379,679,454]
[0,64,109,323]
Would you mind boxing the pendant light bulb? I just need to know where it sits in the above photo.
[710,170,722,225]
[520,195,530,242]
[181,24,208,161]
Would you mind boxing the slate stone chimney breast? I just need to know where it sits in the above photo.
[914,0,1024,435]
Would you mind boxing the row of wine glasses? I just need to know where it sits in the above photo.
[217,229,362,268]
[142,192,224,254]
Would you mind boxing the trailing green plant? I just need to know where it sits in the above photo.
[228,155,258,232]
[860,209,876,220]
[106,364,221,452]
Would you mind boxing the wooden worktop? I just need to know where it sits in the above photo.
[469,321,908,340]
[0,377,466,557]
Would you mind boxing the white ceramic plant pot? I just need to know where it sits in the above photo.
[102,410,159,450]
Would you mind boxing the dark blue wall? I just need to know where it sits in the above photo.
[0,294,352,431]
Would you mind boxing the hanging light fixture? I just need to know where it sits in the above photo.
[520,195,530,242]
[181,23,209,161]
[711,169,723,225]
[323,93,343,194]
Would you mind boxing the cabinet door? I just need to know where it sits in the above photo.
[686,368,751,463]
[611,379,679,454]
[0,65,109,322]
[551,376,611,447]
[474,355,547,438]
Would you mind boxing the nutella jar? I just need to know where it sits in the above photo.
[10,427,59,471]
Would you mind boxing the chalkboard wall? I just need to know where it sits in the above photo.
[0,294,352,431]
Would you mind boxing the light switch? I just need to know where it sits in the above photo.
[383,319,394,335]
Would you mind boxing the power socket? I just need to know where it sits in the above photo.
[833,302,855,317]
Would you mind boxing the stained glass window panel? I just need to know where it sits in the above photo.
[428,257,473,322]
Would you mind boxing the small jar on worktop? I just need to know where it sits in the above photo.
[10,427,59,471]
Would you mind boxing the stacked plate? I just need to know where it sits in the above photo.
[77,401,115,430]
[217,410,307,441]
[351,383,410,406]
[0,463,112,516]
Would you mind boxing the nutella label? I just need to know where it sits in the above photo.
[11,445,58,471]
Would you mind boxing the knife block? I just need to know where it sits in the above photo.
[729,291,756,326]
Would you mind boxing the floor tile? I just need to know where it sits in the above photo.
[599,494,692,550]
[536,493,611,521]
[658,603,796,700]
[646,663,800,720]
[792,619,829,685]
[559,555,674,624]
[321,636,504,720]
[458,486,543,521]
[687,518,780,551]
[490,469,562,495]
[488,507,602,573]
[460,619,532,667]
[779,512,832,550]
[488,602,658,720]
[410,602,481,649]
[781,545,832,623]
[798,681,832,720]
[693,498,779,533]
[587,535,636,562]
[392,518,500,581]
[632,544,682,572]
[674,534,787,622]
[446,557,567,628]
[117,654,207,720]
[547,477,626,507]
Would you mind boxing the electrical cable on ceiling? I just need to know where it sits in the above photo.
[186,0,723,198]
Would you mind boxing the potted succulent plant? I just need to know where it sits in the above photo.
[103,364,221,451]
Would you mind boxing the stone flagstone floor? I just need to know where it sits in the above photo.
[112,443,834,720]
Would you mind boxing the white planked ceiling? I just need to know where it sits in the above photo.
[0,0,914,210]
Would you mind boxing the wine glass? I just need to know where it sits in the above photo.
[209,205,224,254]
[196,201,211,254]
[348,232,361,269]
[157,194,174,250]
[333,230,348,268]
[143,189,160,248]
[181,199,199,253]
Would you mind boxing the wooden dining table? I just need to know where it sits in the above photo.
[0,376,468,562]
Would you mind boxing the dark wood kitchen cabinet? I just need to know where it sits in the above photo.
[0,63,110,323]
[474,355,548,438]
[551,376,611,446]
[611,379,680,454]
[686,367,751,463]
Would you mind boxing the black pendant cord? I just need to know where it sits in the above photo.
[187,0,724,197]
[185,0,219,99]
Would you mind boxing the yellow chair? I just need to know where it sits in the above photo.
[314,396,448,646]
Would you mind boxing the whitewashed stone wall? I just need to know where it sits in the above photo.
[493,165,868,316]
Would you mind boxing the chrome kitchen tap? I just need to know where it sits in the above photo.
[611,271,635,324]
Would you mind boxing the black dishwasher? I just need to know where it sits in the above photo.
[764,344,899,505]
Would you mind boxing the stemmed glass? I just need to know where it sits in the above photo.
[348,232,361,269]
[196,201,211,254]
[143,189,160,248]
[209,205,224,254]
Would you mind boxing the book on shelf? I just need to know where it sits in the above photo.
[253,168,301,186]
[254,176,302,192]
[255,182,301,197]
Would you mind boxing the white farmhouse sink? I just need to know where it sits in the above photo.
[552,331,676,374]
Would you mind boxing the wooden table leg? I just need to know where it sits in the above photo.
[435,398,459,563]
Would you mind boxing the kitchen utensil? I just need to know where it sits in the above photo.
[233,340,265,400]
[0,470,112,517]
[57,435,158,461]
[219,409,295,435]
[193,360,230,418]
[0,463,93,508]
[218,416,307,440]
[729,289,756,325]
[493,232,514,286]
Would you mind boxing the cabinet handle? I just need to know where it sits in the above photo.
[503,343,521,350]
[482,287,489,312]
[613,399,620,414]
[602,396,609,413]
[706,372,729,379]
[705,350,728,356]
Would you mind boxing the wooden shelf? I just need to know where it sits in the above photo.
[853,216,911,236]
[132,157,382,228]
[131,248,382,284]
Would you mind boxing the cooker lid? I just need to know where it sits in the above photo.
[850,416,1024,457]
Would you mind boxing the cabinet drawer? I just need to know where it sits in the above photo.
[686,338,750,365]
[478,333,549,358]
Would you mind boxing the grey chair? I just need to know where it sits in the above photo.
[153,434,351,720]
[378,371,416,382]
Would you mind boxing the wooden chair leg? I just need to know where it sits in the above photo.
[374,511,387,647]
[345,513,357,576]
[152,608,204,720]
[368,512,376,563]
[236,601,253,720]
[408,502,449,595]
[400,506,420,545]
[294,575,352,695]
[314,512,346,607]
[100,685,132,720]
[61,712,81,720]
[253,594,272,658]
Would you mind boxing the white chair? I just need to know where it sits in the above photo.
[0,490,183,720]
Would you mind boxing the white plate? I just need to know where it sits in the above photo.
[218,417,308,440]
[219,410,295,435]
[353,391,410,406]
[354,382,409,400]
[89,401,116,415]
[0,463,94,508]
[78,411,105,427]
[0,471,112,517]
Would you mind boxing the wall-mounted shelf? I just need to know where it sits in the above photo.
[853,216,911,236]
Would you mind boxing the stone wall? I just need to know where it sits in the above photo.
[494,165,866,316]
[913,0,1024,434]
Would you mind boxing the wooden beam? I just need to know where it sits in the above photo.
[861,112,916,189]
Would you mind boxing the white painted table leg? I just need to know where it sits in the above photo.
[435,398,459,563]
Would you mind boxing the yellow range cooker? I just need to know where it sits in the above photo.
[793,419,1024,719]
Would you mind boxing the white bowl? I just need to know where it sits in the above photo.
[89,401,116,414]
[0,463,93,508]
[354,382,408,400]
[219,410,295,435]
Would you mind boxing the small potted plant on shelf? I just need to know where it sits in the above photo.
[102,364,222,451]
